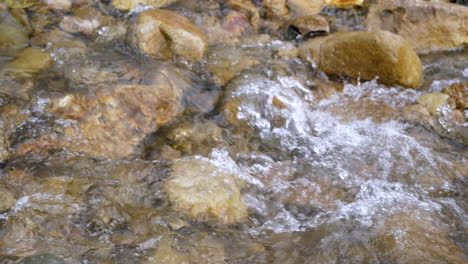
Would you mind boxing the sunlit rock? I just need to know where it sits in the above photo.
[366,0,468,52]
[59,6,112,35]
[111,0,181,11]
[287,0,323,17]
[44,0,71,10]
[129,9,207,60]
[290,15,329,36]
[226,0,261,27]
[0,13,28,56]
[442,82,467,110]
[2,47,52,78]
[165,157,248,224]
[0,186,16,212]
[324,0,364,8]
[299,30,422,88]
[417,92,454,114]
[263,0,289,17]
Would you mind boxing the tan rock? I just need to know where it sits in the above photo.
[5,0,40,8]
[0,186,16,212]
[3,47,52,78]
[299,30,422,88]
[0,13,28,56]
[263,0,289,17]
[129,9,207,60]
[44,0,71,10]
[366,0,468,52]
[287,0,323,17]
[442,82,467,110]
[111,0,180,11]
[59,6,111,35]
[291,15,329,35]
[324,0,364,8]
[417,92,454,114]
[165,158,248,224]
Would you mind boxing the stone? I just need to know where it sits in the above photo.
[299,30,422,88]
[3,47,52,78]
[44,0,72,10]
[0,13,28,56]
[111,0,180,11]
[442,82,467,110]
[5,0,40,8]
[290,15,329,35]
[20,254,65,264]
[0,186,16,212]
[365,0,468,52]
[129,9,207,60]
[165,157,248,224]
[417,92,454,114]
[324,0,364,8]
[59,6,112,35]
[287,0,323,17]
[263,0,289,17]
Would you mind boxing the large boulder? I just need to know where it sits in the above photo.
[164,157,248,224]
[299,30,422,88]
[129,9,207,60]
[366,0,468,52]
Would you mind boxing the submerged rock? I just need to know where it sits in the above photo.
[165,157,248,224]
[299,30,422,88]
[0,186,16,212]
[324,0,364,8]
[0,13,28,56]
[59,6,112,35]
[290,15,329,37]
[366,0,468,52]
[287,0,324,17]
[111,0,181,11]
[417,92,454,114]
[2,47,52,78]
[442,82,467,110]
[129,9,207,60]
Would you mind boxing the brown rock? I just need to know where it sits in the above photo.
[417,92,454,114]
[129,9,207,60]
[291,15,329,35]
[3,47,52,78]
[442,82,467,110]
[324,0,364,7]
[263,0,289,17]
[0,13,28,56]
[366,0,468,52]
[59,6,112,35]
[111,0,180,11]
[299,30,422,88]
[287,0,323,17]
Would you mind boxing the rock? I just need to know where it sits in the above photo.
[442,82,467,110]
[0,13,28,56]
[290,15,329,36]
[365,0,468,52]
[111,0,180,11]
[129,9,207,60]
[95,20,128,43]
[263,0,289,17]
[50,82,183,159]
[44,0,72,10]
[0,186,16,212]
[417,92,454,114]
[226,0,260,27]
[299,30,422,88]
[324,0,364,7]
[287,0,323,17]
[206,45,259,85]
[59,6,112,35]
[20,254,65,264]
[5,0,40,8]
[2,47,52,78]
[165,157,248,224]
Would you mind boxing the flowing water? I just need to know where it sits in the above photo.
[0,2,467,264]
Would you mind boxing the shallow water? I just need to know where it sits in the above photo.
[0,2,467,264]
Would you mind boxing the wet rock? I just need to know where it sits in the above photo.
[299,30,422,88]
[111,0,181,11]
[366,0,468,52]
[95,20,128,43]
[129,9,207,60]
[226,0,261,27]
[0,186,16,212]
[20,254,65,264]
[417,92,454,114]
[5,0,40,8]
[290,15,329,37]
[287,0,323,17]
[165,157,248,224]
[324,0,364,8]
[442,82,467,110]
[263,0,289,17]
[59,6,112,35]
[373,212,467,264]
[2,47,52,78]
[206,45,259,85]
[0,13,28,56]
[44,0,72,10]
